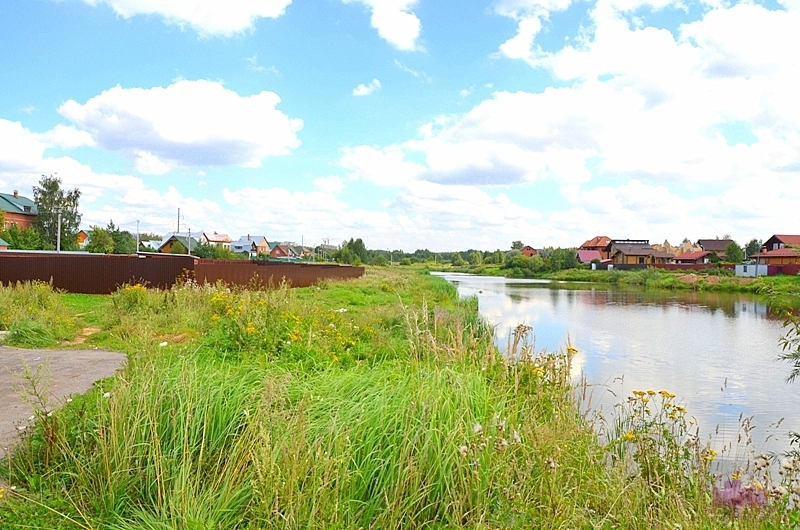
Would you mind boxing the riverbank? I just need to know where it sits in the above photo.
[1,271,798,528]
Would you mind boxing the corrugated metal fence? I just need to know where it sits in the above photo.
[0,252,364,294]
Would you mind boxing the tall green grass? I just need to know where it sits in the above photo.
[0,281,77,346]
[2,270,799,529]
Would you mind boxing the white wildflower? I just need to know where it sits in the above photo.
[511,430,522,443]
[103,392,111,398]
[159,341,168,347]
[458,445,469,458]
[473,423,483,435]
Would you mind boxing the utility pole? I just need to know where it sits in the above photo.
[188,228,192,255]
[176,208,180,234]
[55,207,62,253]
[136,220,140,254]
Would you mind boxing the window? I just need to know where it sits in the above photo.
[638,257,645,264]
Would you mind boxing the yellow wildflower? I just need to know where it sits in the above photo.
[566,346,579,355]
[623,431,635,441]
[211,314,220,322]
[703,449,717,461]
[632,390,645,397]
[659,390,676,399]
[647,390,656,396]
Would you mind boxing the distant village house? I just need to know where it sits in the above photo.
[755,234,800,265]
[0,190,37,230]
[580,236,612,260]
[605,239,675,265]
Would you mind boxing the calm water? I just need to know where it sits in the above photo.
[435,273,800,457]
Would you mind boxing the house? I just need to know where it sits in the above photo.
[0,237,8,250]
[580,235,612,260]
[520,245,538,257]
[290,245,313,258]
[752,235,800,265]
[696,239,734,260]
[76,230,89,249]
[0,190,37,229]
[674,251,712,264]
[233,235,269,256]
[270,244,299,259]
[755,248,800,265]
[200,231,232,249]
[576,250,603,264]
[605,239,675,265]
[762,234,800,252]
[231,238,257,256]
[156,233,200,254]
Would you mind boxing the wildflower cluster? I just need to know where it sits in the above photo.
[608,389,702,492]
[114,283,150,311]
[205,286,375,366]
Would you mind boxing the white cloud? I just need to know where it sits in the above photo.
[342,0,422,51]
[340,145,424,185]
[314,176,346,194]
[352,78,382,96]
[246,54,280,75]
[40,125,97,150]
[82,0,292,36]
[394,59,431,82]
[59,80,303,173]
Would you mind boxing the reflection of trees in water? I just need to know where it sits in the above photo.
[515,283,778,320]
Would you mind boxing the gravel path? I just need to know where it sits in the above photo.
[0,346,126,462]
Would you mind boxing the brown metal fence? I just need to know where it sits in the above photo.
[193,259,364,288]
[0,252,364,294]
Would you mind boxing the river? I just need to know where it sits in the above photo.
[434,272,800,462]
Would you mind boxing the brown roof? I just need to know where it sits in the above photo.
[580,235,611,249]
[611,244,656,256]
[697,239,733,252]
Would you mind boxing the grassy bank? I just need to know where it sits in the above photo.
[2,271,799,528]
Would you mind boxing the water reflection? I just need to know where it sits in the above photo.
[435,273,800,459]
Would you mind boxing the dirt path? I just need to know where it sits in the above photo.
[0,346,126,465]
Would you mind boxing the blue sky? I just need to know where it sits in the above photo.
[1,0,798,251]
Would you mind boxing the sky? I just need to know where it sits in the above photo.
[1,0,798,251]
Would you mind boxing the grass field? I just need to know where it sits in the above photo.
[1,270,799,529]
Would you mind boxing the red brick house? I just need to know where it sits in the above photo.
[520,245,538,257]
[0,190,37,229]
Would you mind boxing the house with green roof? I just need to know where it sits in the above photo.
[0,190,37,230]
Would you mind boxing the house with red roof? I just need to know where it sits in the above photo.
[756,234,800,265]
[674,250,712,264]
[580,235,611,260]
[520,245,538,257]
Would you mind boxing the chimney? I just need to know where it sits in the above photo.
[247,234,250,241]
[13,190,18,198]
